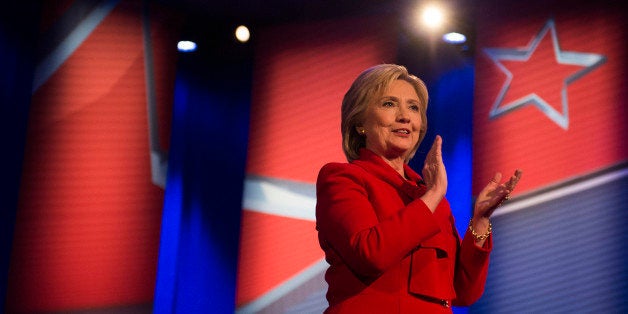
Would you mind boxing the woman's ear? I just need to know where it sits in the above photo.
[356,126,366,135]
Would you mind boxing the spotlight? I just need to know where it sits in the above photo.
[235,25,250,43]
[177,40,197,52]
[420,5,445,29]
[442,32,466,44]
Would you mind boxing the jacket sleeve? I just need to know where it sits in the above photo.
[316,162,440,279]
[452,229,493,306]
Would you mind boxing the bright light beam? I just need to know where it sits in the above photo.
[421,5,445,29]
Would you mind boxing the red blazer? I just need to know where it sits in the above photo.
[316,149,492,313]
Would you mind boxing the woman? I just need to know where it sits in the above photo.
[315,64,522,313]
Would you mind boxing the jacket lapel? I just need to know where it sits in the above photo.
[352,149,426,200]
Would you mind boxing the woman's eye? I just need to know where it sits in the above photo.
[382,101,394,107]
[409,105,420,111]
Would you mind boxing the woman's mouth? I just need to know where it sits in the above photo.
[392,128,410,135]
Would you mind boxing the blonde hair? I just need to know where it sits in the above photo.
[341,64,428,162]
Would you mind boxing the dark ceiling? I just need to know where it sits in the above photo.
[154,0,476,61]
[161,0,405,27]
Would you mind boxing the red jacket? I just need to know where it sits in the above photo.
[316,149,492,313]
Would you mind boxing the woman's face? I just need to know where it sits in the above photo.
[360,79,423,160]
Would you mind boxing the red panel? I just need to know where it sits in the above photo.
[245,17,398,183]
[7,1,179,312]
[235,211,322,305]
[473,1,627,195]
[237,16,399,309]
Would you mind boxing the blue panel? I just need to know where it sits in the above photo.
[406,51,475,314]
[154,48,252,313]
[408,61,475,236]
[152,79,186,313]
[470,167,628,313]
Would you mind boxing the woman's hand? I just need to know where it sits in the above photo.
[474,169,523,218]
[420,135,448,212]
[470,169,522,246]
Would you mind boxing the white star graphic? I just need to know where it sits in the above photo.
[483,19,606,129]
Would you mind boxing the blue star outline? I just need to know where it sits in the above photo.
[483,18,606,129]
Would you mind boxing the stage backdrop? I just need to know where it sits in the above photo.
[471,0,628,312]
[5,0,179,312]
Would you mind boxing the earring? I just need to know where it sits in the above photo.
[359,129,366,135]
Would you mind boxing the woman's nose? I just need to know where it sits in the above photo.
[397,106,411,122]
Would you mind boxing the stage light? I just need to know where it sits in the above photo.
[443,32,466,44]
[177,40,197,52]
[235,25,250,43]
[420,5,445,29]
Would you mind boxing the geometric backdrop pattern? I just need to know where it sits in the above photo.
[6,1,177,311]
[472,0,627,312]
